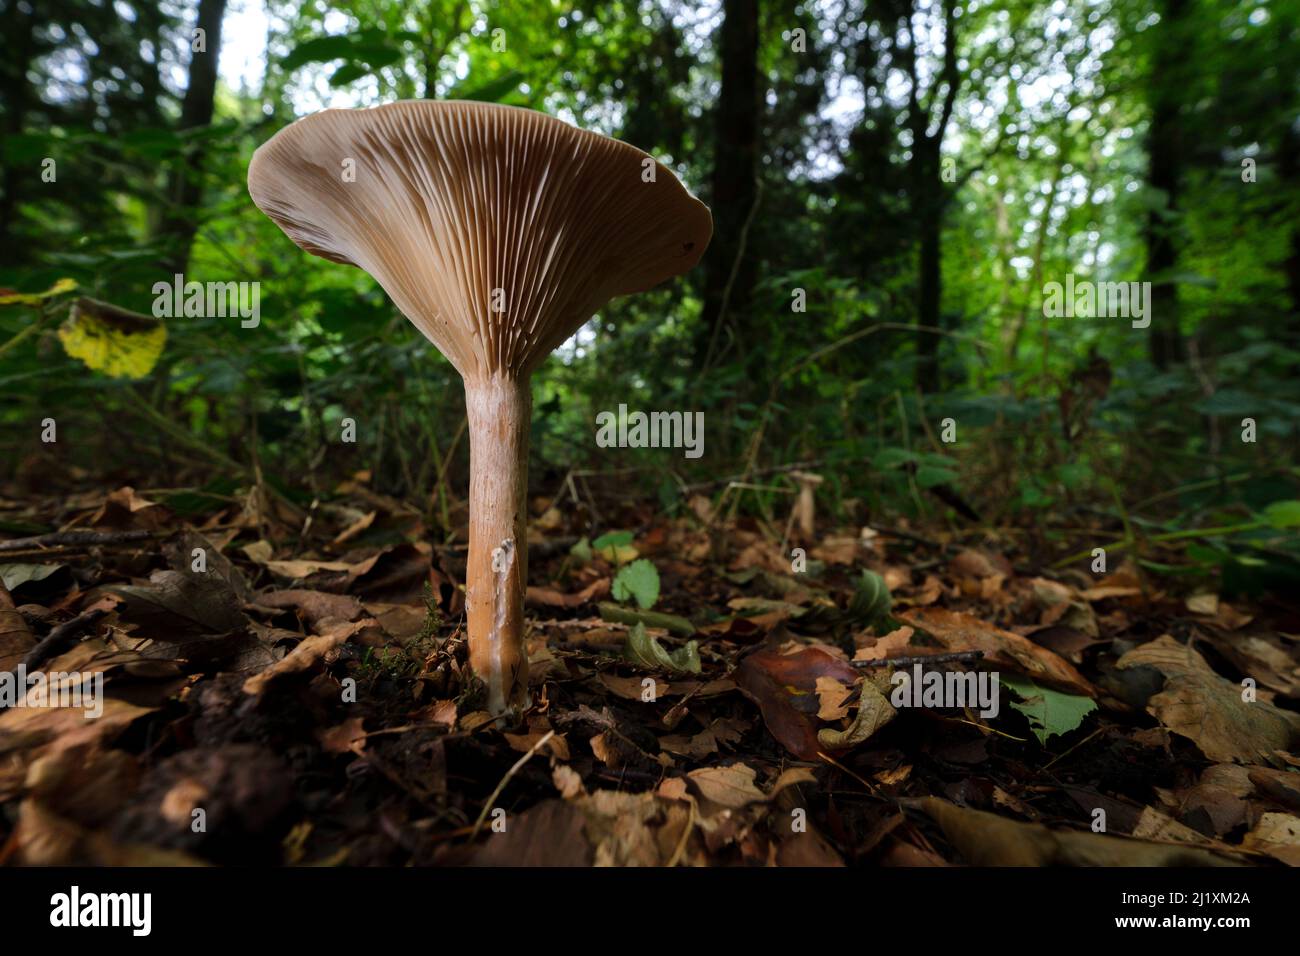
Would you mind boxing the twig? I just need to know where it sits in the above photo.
[868,524,944,549]
[0,529,159,553]
[469,730,555,841]
[698,177,764,379]
[1042,724,1106,771]
[1051,518,1268,569]
[817,751,882,796]
[852,649,984,669]
[18,607,109,673]
[662,664,736,731]
[945,715,1027,741]
[0,312,50,360]
[665,797,696,867]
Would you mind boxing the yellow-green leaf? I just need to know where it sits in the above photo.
[621,622,701,674]
[0,277,78,306]
[57,297,166,379]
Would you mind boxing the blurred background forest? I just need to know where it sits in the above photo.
[2,0,1299,586]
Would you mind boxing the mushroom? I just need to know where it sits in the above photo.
[248,101,711,717]
[789,471,824,541]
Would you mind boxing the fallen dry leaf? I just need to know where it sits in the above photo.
[907,797,1245,866]
[734,646,858,760]
[0,581,34,670]
[597,672,668,701]
[688,763,767,808]
[242,620,365,694]
[817,675,896,750]
[1241,812,1300,865]
[899,607,1096,696]
[526,578,609,608]
[258,589,364,630]
[317,716,366,755]
[815,675,852,720]
[1116,635,1300,764]
[552,765,585,799]
[854,625,914,661]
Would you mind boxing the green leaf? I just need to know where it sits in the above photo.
[591,529,637,563]
[798,568,892,633]
[591,530,634,550]
[0,277,77,306]
[569,536,592,563]
[621,622,700,674]
[1262,500,1300,529]
[999,675,1096,745]
[914,465,958,488]
[282,35,357,70]
[872,447,917,470]
[349,42,402,67]
[1192,389,1256,416]
[612,558,660,609]
[848,569,892,627]
[121,127,183,159]
[329,62,370,87]
[0,132,50,165]
[451,70,525,103]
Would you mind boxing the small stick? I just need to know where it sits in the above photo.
[469,730,555,841]
[1042,724,1106,770]
[662,663,736,731]
[0,529,159,553]
[944,715,1027,742]
[19,607,109,673]
[851,650,984,669]
[665,797,696,868]
[817,751,881,797]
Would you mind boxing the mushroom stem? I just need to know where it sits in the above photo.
[463,373,532,716]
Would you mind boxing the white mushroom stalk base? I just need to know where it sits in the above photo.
[464,374,532,717]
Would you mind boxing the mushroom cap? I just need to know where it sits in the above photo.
[248,100,712,377]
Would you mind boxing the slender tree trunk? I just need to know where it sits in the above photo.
[463,374,531,717]
[0,0,35,253]
[158,0,227,277]
[1280,115,1300,335]
[907,0,960,394]
[696,0,761,371]
[916,176,943,392]
[1007,133,1068,364]
[1144,0,1187,368]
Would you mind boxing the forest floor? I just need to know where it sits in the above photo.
[1,476,1299,867]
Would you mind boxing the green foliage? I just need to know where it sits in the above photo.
[999,676,1097,745]
[0,0,1295,576]
[849,570,893,632]
[612,558,660,609]
[591,530,637,564]
[1262,501,1300,530]
[621,622,701,675]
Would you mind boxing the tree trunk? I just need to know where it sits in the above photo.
[696,0,761,371]
[0,0,36,252]
[1280,116,1300,335]
[907,0,960,394]
[463,374,531,717]
[158,0,227,277]
[916,183,943,393]
[1144,0,1187,368]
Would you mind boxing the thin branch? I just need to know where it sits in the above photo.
[469,730,555,842]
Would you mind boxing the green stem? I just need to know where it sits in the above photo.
[1052,520,1267,569]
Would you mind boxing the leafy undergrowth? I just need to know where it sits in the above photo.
[2,479,1299,867]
